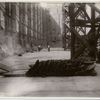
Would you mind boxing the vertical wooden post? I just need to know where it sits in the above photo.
[91,4,96,60]
[62,4,66,50]
[69,4,75,59]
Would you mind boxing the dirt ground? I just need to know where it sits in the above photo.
[0,49,100,97]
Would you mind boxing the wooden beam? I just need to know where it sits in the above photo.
[74,7,81,17]
[69,4,75,59]
[81,8,91,21]
[65,24,92,52]
[90,4,96,60]
[62,5,67,50]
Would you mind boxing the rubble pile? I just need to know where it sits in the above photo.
[26,59,97,77]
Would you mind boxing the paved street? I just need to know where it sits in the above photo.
[0,49,100,97]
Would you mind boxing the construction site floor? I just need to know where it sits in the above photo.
[0,48,100,97]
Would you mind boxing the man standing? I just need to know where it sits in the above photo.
[48,45,50,52]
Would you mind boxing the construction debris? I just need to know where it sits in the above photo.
[26,59,97,77]
[0,63,10,75]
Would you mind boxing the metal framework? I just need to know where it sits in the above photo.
[63,3,100,60]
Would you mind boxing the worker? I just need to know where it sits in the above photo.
[47,45,50,52]
[38,45,41,51]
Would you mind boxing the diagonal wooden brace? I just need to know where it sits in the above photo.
[65,23,92,52]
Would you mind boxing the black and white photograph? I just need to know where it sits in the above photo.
[0,1,100,98]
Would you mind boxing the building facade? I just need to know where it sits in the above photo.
[0,3,61,58]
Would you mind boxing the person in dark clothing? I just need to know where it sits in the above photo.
[47,45,50,52]
[38,45,41,51]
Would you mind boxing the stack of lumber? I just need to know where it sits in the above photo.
[26,59,97,77]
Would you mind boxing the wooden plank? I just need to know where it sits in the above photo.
[0,63,12,73]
